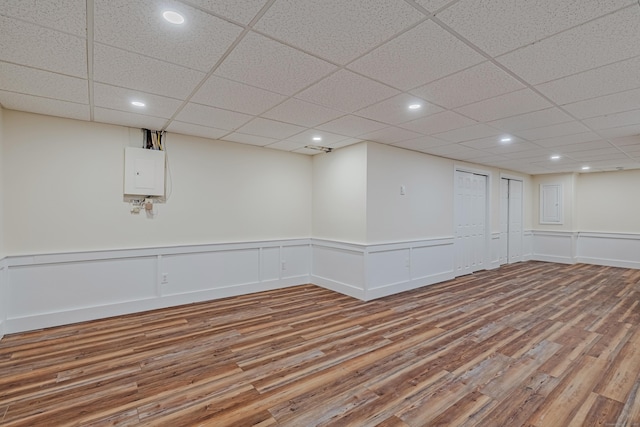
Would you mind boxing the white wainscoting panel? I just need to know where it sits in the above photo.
[365,238,455,300]
[311,241,366,300]
[5,240,311,334]
[577,232,640,269]
[523,230,533,261]
[531,231,577,264]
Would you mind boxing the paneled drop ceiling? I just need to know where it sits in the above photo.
[2,0,640,174]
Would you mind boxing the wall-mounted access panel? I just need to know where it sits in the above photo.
[124,147,165,196]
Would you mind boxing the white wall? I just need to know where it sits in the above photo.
[367,142,454,243]
[577,169,640,233]
[0,107,5,338]
[3,111,312,255]
[312,142,367,244]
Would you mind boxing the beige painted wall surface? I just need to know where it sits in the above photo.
[312,142,367,244]
[3,111,312,254]
[367,142,454,243]
[532,173,577,231]
[0,107,4,258]
[577,170,640,233]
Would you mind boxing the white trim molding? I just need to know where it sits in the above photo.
[576,232,640,269]
[531,230,578,264]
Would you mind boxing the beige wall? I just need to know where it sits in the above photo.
[367,142,454,243]
[312,142,367,244]
[532,173,578,231]
[577,169,640,233]
[3,111,312,254]
[0,107,4,258]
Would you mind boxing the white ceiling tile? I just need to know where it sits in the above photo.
[328,138,364,149]
[460,135,527,150]
[535,56,640,105]
[215,32,336,95]
[235,117,306,139]
[454,89,552,122]
[185,0,269,25]
[284,129,348,145]
[175,103,253,130]
[433,124,502,143]
[0,62,87,104]
[534,132,604,148]
[437,0,633,57]
[95,0,243,72]
[619,143,640,154]
[261,98,345,128]
[392,135,450,151]
[410,62,525,109]
[0,0,86,36]
[166,121,229,140]
[93,84,183,119]
[349,20,485,90]
[0,15,86,77]
[223,132,278,147]
[316,115,388,137]
[582,109,640,130]
[414,0,455,12]
[567,148,627,161]
[0,91,89,121]
[423,143,480,157]
[598,124,640,139]
[190,75,286,115]
[254,0,424,64]
[354,94,443,125]
[94,44,205,99]
[485,141,541,155]
[296,69,399,113]
[488,108,574,133]
[562,88,640,119]
[265,140,307,151]
[558,141,616,153]
[94,107,167,130]
[497,7,640,85]
[447,147,495,161]
[514,121,590,141]
[610,135,640,147]
[400,111,476,135]
[359,127,424,144]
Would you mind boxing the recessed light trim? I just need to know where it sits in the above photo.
[551,155,560,160]
[312,136,322,141]
[162,10,185,24]
[500,137,512,143]
[408,104,422,110]
[581,166,591,170]
[131,101,145,107]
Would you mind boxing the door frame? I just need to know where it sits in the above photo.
[500,172,525,265]
[453,165,492,277]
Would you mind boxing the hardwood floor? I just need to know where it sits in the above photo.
[2,261,640,426]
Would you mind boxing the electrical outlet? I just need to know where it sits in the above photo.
[281,261,286,270]
[161,273,168,283]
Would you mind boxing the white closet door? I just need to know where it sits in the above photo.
[455,171,487,276]
[508,179,523,263]
[499,178,509,265]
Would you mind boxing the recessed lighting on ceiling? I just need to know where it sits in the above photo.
[582,166,591,170]
[162,10,185,24]
[551,155,561,160]
[312,136,322,141]
[131,101,145,107]
[408,104,422,110]
[500,137,512,143]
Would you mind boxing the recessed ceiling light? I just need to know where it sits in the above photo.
[582,166,591,170]
[408,104,421,110]
[312,136,322,141]
[162,10,185,24]
[131,101,145,107]
[500,137,512,143]
[551,155,560,160]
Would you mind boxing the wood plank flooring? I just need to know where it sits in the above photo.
[2,261,640,426]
